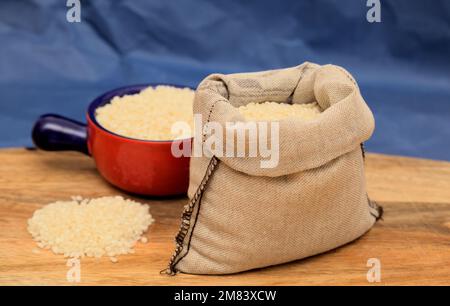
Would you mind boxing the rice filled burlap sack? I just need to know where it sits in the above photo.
[165,62,383,275]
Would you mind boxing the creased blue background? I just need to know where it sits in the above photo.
[0,0,449,160]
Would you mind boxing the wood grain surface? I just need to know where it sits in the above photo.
[0,148,449,285]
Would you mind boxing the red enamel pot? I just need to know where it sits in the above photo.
[32,84,193,196]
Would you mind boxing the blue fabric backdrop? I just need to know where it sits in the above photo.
[0,0,449,160]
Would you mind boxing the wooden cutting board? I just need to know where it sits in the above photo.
[0,148,449,285]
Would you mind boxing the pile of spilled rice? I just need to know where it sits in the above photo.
[28,196,154,263]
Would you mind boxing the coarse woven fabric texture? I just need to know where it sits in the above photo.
[168,62,382,275]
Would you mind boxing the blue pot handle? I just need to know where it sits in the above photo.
[32,114,89,155]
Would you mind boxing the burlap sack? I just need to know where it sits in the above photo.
[165,62,382,275]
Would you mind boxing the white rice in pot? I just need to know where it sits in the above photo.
[95,85,195,141]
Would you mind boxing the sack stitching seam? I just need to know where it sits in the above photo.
[362,143,383,221]
[164,99,221,275]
